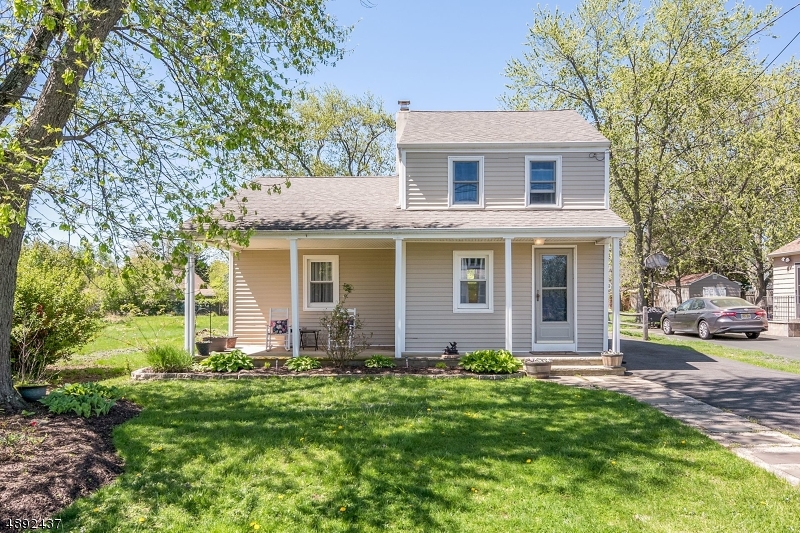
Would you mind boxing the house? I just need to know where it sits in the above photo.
[179,272,216,298]
[185,108,629,357]
[655,273,741,309]
[768,238,800,336]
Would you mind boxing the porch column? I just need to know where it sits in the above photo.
[505,237,513,353]
[289,238,300,357]
[184,252,196,354]
[612,237,621,353]
[603,241,610,351]
[394,238,405,358]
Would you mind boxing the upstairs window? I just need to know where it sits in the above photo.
[526,156,562,207]
[448,156,484,207]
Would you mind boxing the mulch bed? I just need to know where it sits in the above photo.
[0,400,141,526]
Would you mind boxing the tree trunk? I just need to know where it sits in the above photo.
[0,221,29,411]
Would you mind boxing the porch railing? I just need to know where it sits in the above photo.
[771,295,797,322]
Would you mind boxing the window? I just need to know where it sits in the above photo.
[676,300,692,312]
[690,299,706,311]
[525,156,562,207]
[448,156,484,207]
[453,251,493,312]
[303,255,339,310]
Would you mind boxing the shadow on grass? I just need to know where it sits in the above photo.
[56,378,790,532]
[54,366,130,383]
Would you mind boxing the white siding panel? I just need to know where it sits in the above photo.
[576,242,605,351]
[773,255,799,298]
[233,249,395,346]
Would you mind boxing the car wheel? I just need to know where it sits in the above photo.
[662,318,674,335]
[698,320,713,340]
[745,332,760,339]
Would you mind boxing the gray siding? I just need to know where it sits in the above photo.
[232,249,395,346]
[575,243,606,352]
[405,152,605,210]
[512,243,532,353]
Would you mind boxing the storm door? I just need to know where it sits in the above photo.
[534,248,575,349]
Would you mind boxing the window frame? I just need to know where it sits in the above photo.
[448,156,485,209]
[303,255,339,311]
[525,155,562,208]
[452,250,494,313]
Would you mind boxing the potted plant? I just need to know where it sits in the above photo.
[195,331,212,356]
[11,318,51,401]
[523,357,552,378]
[601,350,624,367]
[225,335,238,349]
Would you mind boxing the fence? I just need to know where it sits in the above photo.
[771,295,797,322]
[173,301,229,316]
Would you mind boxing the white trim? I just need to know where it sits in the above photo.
[603,242,610,351]
[228,250,234,336]
[531,245,578,352]
[504,238,513,352]
[524,155,563,209]
[604,149,610,210]
[244,228,630,241]
[401,240,407,353]
[184,252,196,354]
[395,238,404,358]
[397,144,611,152]
[289,239,300,357]
[612,237,621,353]
[302,255,340,311]
[453,250,494,313]
[447,156,485,208]
[400,149,408,210]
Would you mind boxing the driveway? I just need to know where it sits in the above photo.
[621,338,800,436]
[638,329,800,360]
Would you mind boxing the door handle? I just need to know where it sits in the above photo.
[536,291,540,302]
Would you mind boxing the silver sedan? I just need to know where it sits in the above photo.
[660,297,768,340]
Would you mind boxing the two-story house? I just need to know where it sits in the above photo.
[188,108,629,357]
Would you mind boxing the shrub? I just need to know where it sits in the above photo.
[284,356,321,372]
[198,349,254,372]
[12,243,102,382]
[146,345,194,372]
[459,350,522,374]
[434,362,448,370]
[364,355,396,368]
[319,283,371,367]
[40,382,120,417]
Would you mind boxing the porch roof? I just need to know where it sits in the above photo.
[202,177,628,237]
[769,237,800,258]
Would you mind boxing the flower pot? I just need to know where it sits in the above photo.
[204,336,228,352]
[602,354,623,367]
[16,384,48,401]
[225,336,238,349]
[195,341,212,356]
[524,362,551,379]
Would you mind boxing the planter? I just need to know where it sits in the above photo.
[601,354,623,367]
[225,336,238,349]
[15,384,48,401]
[524,361,552,379]
[195,341,212,356]
[204,336,228,352]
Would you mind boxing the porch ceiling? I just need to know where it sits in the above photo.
[238,236,607,250]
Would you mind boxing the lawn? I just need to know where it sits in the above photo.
[57,378,799,532]
[55,315,229,382]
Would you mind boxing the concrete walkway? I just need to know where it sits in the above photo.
[557,375,800,487]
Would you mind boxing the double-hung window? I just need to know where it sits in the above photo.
[304,255,339,310]
[448,156,484,207]
[526,156,562,207]
[453,251,493,312]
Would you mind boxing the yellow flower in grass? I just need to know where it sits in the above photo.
[681,440,686,445]
[139,517,146,523]
[250,522,261,530]
[93,508,99,512]
[526,459,531,463]
[611,460,617,465]
[338,425,343,429]
[339,506,347,512]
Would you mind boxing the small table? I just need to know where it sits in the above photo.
[299,328,320,351]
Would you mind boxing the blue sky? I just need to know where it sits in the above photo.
[305,0,800,112]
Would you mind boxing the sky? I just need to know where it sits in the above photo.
[303,0,800,112]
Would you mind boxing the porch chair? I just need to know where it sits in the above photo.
[327,308,357,351]
[266,308,291,351]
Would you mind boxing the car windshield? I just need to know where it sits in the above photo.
[710,298,753,308]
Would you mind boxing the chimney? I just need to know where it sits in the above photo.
[398,100,410,111]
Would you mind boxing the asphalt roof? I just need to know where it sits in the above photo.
[203,177,628,233]
[397,110,609,145]
[769,237,800,257]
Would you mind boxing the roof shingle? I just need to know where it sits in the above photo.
[769,237,800,257]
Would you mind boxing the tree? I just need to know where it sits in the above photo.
[0,0,347,410]
[278,86,395,176]
[208,259,229,305]
[503,0,781,310]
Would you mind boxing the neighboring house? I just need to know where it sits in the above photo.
[768,238,800,336]
[188,108,629,356]
[179,273,216,298]
[656,273,741,309]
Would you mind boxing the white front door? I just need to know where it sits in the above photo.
[533,248,575,351]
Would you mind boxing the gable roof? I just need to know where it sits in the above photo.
[768,237,800,258]
[663,273,740,287]
[201,177,628,236]
[397,110,609,146]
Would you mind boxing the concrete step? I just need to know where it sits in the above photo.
[550,365,626,376]
[544,356,606,366]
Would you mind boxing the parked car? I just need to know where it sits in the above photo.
[660,297,768,340]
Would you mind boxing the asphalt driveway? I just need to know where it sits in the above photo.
[621,338,800,436]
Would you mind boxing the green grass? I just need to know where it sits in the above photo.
[54,315,228,382]
[621,329,800,375]
[57,379,799,532]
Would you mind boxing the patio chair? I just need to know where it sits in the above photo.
[266,308,291,351]
[327,308,357,351]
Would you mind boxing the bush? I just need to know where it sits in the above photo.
[284,356,321,372]
[198,349,254,372]
[146,345,194,372]
[319,283,371,367]
[459,350,522,374]
[40,382,120,417]
[364,355,396,368]
[12,243,102,383]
